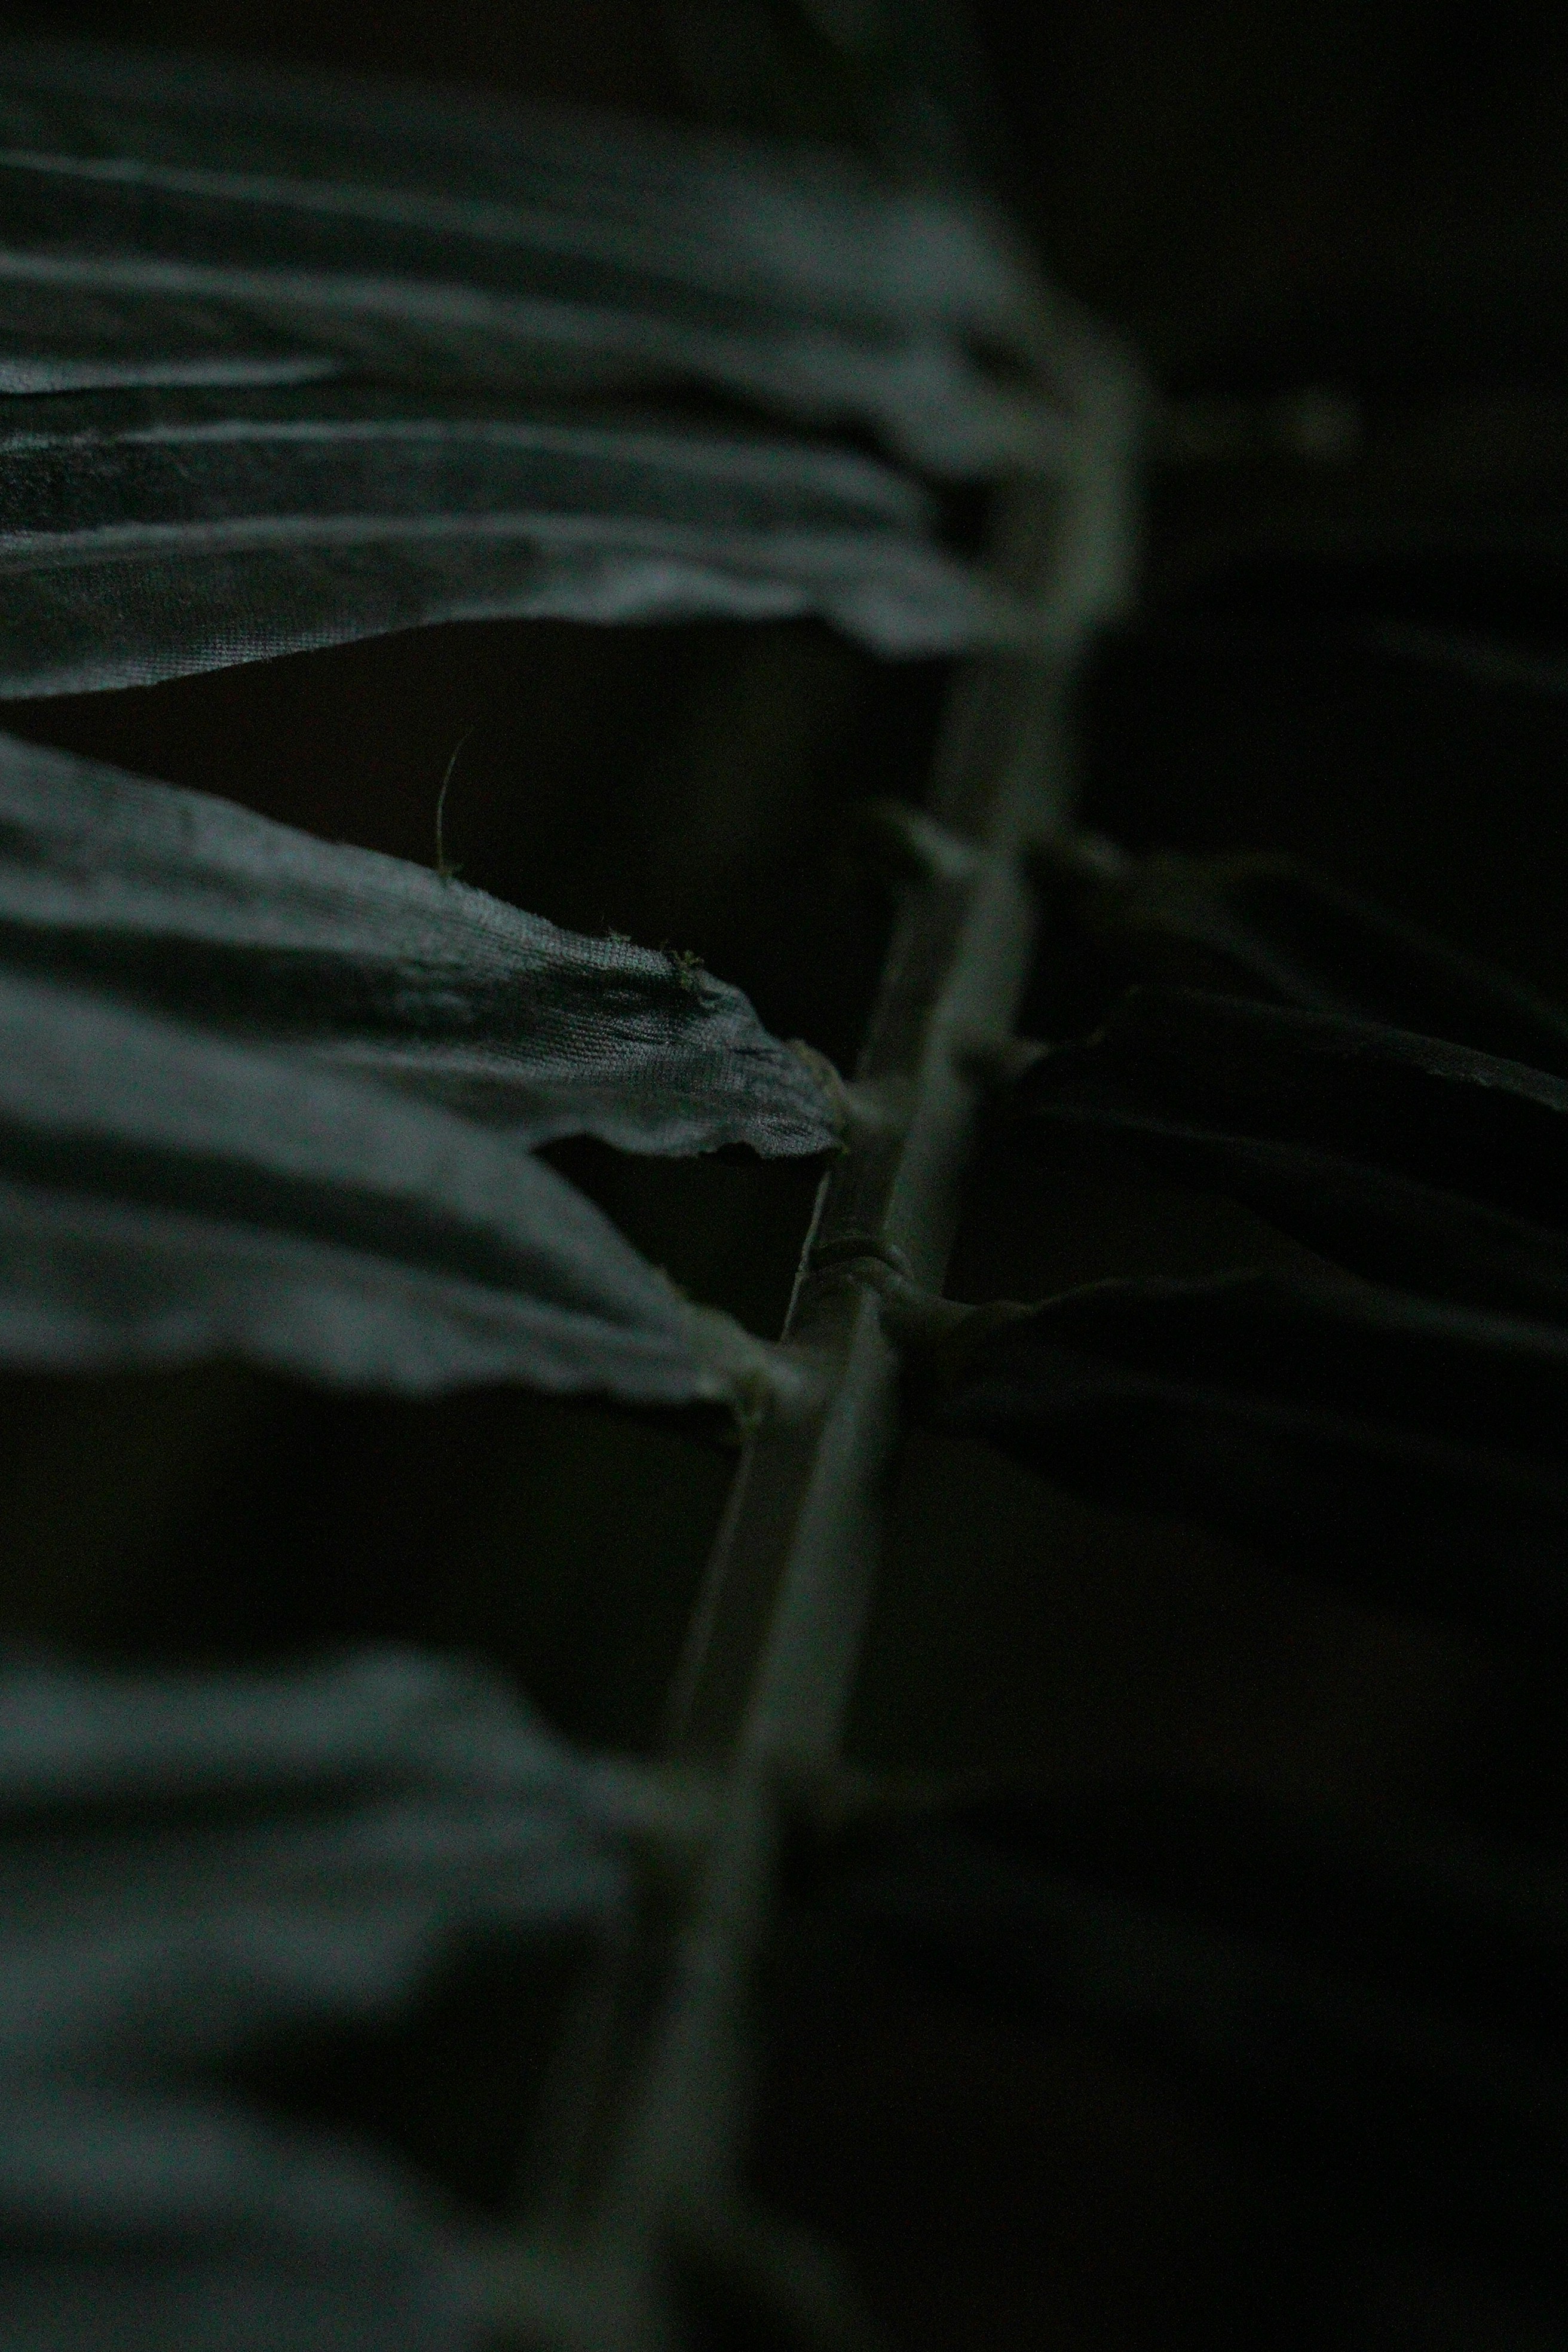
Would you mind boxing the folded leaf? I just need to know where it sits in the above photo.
[0,34,1064,477]
[930,1267,1568,1640]
[0,1651,632,2075]
[0,1649,640,2351]
[0,384,1022,694]
[0,2090,483,2352]
[0,964,728,1400]
[1014,987,1568,1315]
[1040,1115,1568,1322]
[1068,848,1568,1077]
[0,1644,621,1817]
[1,1793,618,2078]
[0,730,836,1156]
[1025,989,1568,1223]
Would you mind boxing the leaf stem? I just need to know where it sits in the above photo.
[521,307,1142,2351]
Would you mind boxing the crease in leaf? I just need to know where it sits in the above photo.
[0,385,1025,691]
[0,730,838,1157]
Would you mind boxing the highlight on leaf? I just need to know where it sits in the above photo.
[0,29,1085,700]
[0,961,762,1405]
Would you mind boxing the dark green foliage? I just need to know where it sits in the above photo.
[963,898,1568,1622]
[896,853,1568,2335]
[789,1783,1568,2277]
[930,1266,1568,1640]
[0,1650,635,2349]
[1054,845,1568,1076]
[1013,987,1568,1315]
[13,6,1568,2348]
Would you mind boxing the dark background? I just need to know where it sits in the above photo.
[3,8,1567,2343]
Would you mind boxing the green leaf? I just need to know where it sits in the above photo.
[1013,987,1568,1316]
[1064,846,1568,1077]
[932,1264,1568,1642]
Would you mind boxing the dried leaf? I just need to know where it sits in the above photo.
[0,730,837,1156]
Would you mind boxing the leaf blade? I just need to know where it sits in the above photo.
[1013,987,1568,1312]
[1064,845,1568,1077]
[0,1649,641,2350]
